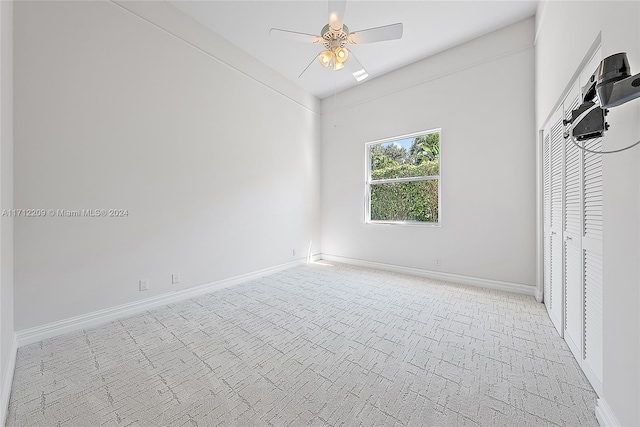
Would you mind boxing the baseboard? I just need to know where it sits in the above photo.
[535,288,543,303]
[16,257,316,347]
[1,333,17,427]
[319,254,537,296]
[596,398,621,427]
[308,253,322,263]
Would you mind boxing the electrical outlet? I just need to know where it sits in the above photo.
[172,273,180,284]
[435,259,441,266]
[139,279,149,291]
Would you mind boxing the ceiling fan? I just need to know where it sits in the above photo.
[269,0,403,82]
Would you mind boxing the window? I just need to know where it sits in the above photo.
[365,130,440,224]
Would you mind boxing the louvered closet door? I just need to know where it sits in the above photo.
[541,49,603,396]
[543,127,551,310]
[563,86,583,360]
[577,50,603,395]
[548,107,565,335]
[582,134,603,394]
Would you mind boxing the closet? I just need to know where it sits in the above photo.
[542,50,603,395]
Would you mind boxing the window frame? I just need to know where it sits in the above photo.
[364,129,442,226]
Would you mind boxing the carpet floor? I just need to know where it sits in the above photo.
[6,262,598,426]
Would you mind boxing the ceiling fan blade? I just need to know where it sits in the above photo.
[345,50,369,82]
[270,28,322,44]
[348,23,403,44]
[328,0,346,31]
[298,53,321,79]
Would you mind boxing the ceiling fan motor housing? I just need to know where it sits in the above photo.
[321,24,349,49]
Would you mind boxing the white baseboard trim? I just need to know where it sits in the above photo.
[16,257,317,347]
[535,288,543,303]
[596,398,621,427]
[308,253,322,263]
[1,332,17,427]
[319,254,536,296]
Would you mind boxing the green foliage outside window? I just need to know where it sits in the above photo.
[369,133,440,223]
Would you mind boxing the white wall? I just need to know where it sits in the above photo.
[320,19,536,289]
[13,1,322,331]
[0,0,14,421]
[535,1,640,425]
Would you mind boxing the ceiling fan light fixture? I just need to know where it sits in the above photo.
[333,60,344,71]
[334,47,349,63]
[318,50,333,67]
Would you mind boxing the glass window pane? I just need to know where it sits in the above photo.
[370,133,439,180]
[370,180,439,222]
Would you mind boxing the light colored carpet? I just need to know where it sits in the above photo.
[6,262,597,426]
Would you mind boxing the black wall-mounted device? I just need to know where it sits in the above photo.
[596,53,640,108]
[565,52,640,142]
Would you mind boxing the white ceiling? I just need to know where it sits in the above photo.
[169,1,537,99]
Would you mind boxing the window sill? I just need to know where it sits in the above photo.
[365,220,441,227]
